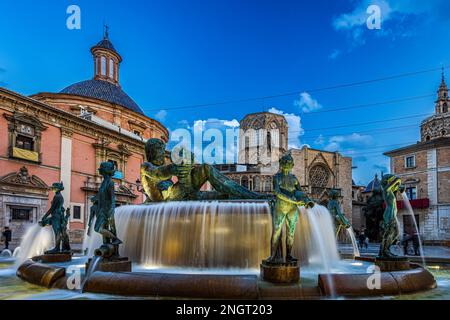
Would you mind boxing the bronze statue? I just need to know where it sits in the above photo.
[140,138,263,202]
[39,182,71,253]
[88,162,122,245]
[378,174,405,258]
[266,153,314,264]
[327,189,351,237]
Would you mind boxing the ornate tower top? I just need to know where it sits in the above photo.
[91,26,122,86]
[436,68,449,114]
[238,111,289,167]
[421,71,450,141]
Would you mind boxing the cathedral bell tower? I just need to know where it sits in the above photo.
[435,68,449,114]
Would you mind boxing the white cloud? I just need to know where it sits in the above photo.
[268,107,304,149]
[314,134,325,145]
[155,109,167,122]
[324,133,373,152]
[294,92,323,113]
[328,49,341,60]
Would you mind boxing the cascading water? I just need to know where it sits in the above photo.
[82,217,102,259]
[14,224,53,267]
[346,228,361,258]
[401,192,426,266]
[301,205,340,272]
[81,255,101,292]
[85,201,341,272]
[115,201,272,269]
[0,249,12,257]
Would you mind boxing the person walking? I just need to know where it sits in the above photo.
[412,232,421,256]
[358,230,366,251]
[2,227,12,250]
[402,232,412,255]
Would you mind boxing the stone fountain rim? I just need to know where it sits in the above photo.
[16,258,437,299]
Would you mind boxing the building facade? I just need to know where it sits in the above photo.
[384,74,450,243]
[0,32,168,247]
[351,181,366,233]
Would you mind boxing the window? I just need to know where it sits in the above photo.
[101,56,107,76]
[405,187,417,200]
[15,135,34,151]
[133,130,141,137]
[264,179,272,192]
[267,131,272,156]
[244,136,250,164]
[405,155,416,168]
[108,159,124,179]
[72,206,81,220]
[309,165,330,188]
[109,58,114,79]
[241,177,249,189]
[11,207,32,221]
[444,103,448,113]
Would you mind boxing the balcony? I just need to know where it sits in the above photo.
[383,198,430,209]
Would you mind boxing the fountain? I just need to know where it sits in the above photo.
[10,140,437,299]
[401,192,426,266]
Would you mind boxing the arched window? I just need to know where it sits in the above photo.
[309,165,330,188]
[267,131,272,157]
[109,58,114,79]
[264,179,272,192]
[101,56,107,76]
[241,176,249,189]
[254,176,260,192]
[443,103,448,113]
[244,136,250,164]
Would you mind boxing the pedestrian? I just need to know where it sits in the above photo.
[358,230,366,250]
[2,226,12,250]
[402,232,412,255]
[364,235,369,250]
[412,232,421,256]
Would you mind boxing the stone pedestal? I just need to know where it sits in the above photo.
[260,260,300,284]
[86,257,132,273]
[37,253,72,263]
[375,257,410,272]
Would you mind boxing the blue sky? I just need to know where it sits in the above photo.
[1,0,449,185]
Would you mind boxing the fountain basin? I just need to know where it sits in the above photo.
[318,263,436,297]
[16,260,66,288]
[16,259,437,299]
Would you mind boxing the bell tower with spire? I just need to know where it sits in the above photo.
[91,25,122,86]
[436,67,449,114]
[420,69,450,141]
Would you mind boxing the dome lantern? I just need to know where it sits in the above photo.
[91,25,122,86]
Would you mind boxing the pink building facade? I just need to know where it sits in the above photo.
[0,33,168,246]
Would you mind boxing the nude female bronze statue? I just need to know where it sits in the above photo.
[379,174,405,258]
[87,162,122,245]
[327,189,351,237]
[266,153,314,264]
[39,182,71,253]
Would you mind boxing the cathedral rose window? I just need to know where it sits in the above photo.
[309,165,330,188]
